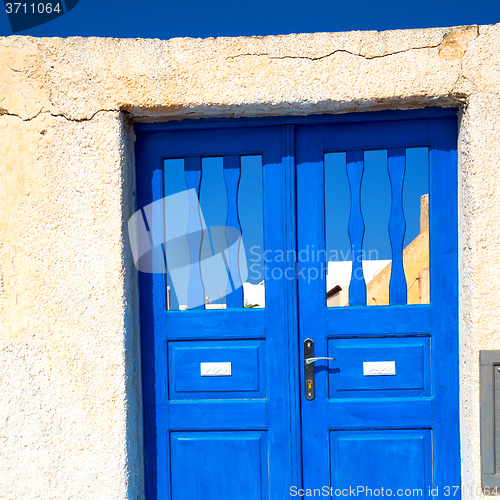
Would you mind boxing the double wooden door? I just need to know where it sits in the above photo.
[135,111,460,499]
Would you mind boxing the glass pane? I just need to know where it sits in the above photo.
[403,147,429,304]
[325,148,429,307]
[164,155,264,311]
[239,156,265,308]
[325,152,351,307]
[164,157,232,311]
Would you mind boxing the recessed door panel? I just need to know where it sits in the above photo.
[328,337,430,398]
[171,431,268,500]
[330,429,432,498]
[168,340,266,400]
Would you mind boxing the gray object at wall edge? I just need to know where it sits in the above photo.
[480,350,500,489]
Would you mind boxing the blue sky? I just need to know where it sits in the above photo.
[0,0,498,37]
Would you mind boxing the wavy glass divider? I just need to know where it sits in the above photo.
[184,156,205,310]
[223,155,244,309]
[361,150,391,306]
[388,148,407,305]
[346,150,367,306]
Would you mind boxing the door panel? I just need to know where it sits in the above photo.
[170,431,268,499]
[328,336,430,397]
[168,339,266,399]
[330,430,433,498]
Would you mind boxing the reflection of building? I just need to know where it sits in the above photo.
[327,194,429,306]
[327,260,391,307]
[243,280,265,308]
[203,280,266,309]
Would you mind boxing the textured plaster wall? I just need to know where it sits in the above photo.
[0,111,142,498]
[0,24,499,498]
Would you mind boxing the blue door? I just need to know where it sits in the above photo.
[134,111,460,499]
[134,124,299,499]
[296,117,460,497]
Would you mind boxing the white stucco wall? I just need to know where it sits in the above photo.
[1,24,499,498]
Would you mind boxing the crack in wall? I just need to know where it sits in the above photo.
[226,44,445,62]
[0,26,485,122]
[0,108,120,123]
[227,27,481,65]
[449,26,480,100]
[7,65,25,74]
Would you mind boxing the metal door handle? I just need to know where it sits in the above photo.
[304,339,315,401]
[305,357,335,365]
[304,339,335,401]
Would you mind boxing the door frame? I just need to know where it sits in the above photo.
[134,107,460,497]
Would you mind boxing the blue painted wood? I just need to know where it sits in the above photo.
[296,116,459,496]
[223,155,243,308]
[151,168,173,499]
[388,148,407,304]
[262,135,297,496]
[296,124,330,489]
[137,113,459,500]
[327,304,430,335]
[429,117,460,492]
[160,127,280,158]
[135,131,161,500]
[346,150,366,306]
[328,400,432,429]
[330,430,432,497]
[170,432,268,500]
[134,107,457,133]
[152,118,436,159]
[168,401,268,429]
[184,156,205,309]
[138,124,295,498]
[328,336,431,398]
[166,308,265,339]
[168,339,266,399]
[324,120,429,152]
[282,124,302,489]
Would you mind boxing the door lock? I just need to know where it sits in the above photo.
[304,338,335,401]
